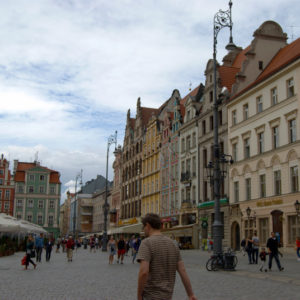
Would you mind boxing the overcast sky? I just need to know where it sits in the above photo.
[0,0,299,201]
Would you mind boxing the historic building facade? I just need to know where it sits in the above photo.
[228,21,300,249]
[13,160,61,237]
[121,98,157,223]
[0,154,15,216]
[141,113,161,216]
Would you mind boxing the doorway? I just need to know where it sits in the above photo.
[271,210,283,247]
[231,221,240,250]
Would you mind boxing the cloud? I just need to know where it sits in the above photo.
[0,0,299,203]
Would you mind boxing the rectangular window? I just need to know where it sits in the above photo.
[288,215,300,244]
[245,178,251,200]
[273,126,279,149]
[28,186,34,193]
[40,175,45,181]
[232,110,237,125]
[291,166,298,193]
[49,200,55,209]
[18,185,24,193]
[243,104,249,120]
[48,215,54,226]
[27,214,32,222]
[5,190,10,199]
[16,213,22,220]
[274,170,281,195]
[210,116,214,131]
[192,132,196,148]
[219,110,222,126]
[38,200,44,209]
[27,199,34,208]
[257,96,263,113]
[244,138,250,159]
[39,186,45,193]
[258,132,264,154]
[50,187,55,194]
[0,190,2,199]
[232,143,237,162]
[260,174,266,198]
[17,199,23,208]
[234,181,239,203]
[37,215,43,225]
[192,156,196,176]
[186,136,191,152]
[287,78,294,98]
[209,91,213,102]
[4,201,9,210]
[0,169,3,175]
[202,120,206,135]
[29,174,34,181]
[0,179,3,185]
[289,119,296,143]
[203,149,207,167]
[271,87,278,105]
[181,138,185,153]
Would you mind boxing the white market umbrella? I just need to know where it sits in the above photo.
[0,213,21,233]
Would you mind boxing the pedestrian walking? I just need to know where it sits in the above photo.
[246,236,253,264]
[90,236,95,253]
[46,238,53,262]
[34,233,44,263]
[56,236,61,253]
[259,247,268,272]
[66,236,75,262]
[62,238,66,253]
[132,236,141,264]
[252,231,259,264]
[24,235,37,270]
[240,238,246,256]
[137,213,197,300]
[117,235,126,264]
[267,232,284,271]
[95,236,99,250]
[296,236,300,261]
[108,236,116,264]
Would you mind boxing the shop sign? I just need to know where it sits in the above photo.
[118,217,138,226]
[256,199,283,207]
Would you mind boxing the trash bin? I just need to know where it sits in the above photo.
[224,254,236,271]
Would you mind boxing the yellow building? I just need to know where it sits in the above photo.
[142,114,161,216]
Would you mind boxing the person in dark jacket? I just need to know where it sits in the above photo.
[267,232,284,271]
[46,238,54,262]
[25,235,37,270]
[246,236,253,264]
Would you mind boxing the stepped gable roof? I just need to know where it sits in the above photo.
[181,85,200,106]
[218,66,240,92]
[232,38,300,100]
[219,47,249,92]
[14,162,61,184]
[141,107,159,126]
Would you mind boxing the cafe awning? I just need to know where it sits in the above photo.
[197,198,229,209]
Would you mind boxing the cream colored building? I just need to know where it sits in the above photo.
[228,21,300,249]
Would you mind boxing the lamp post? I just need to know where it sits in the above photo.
[73,170,83,238]
[211,0,236,256]
[102,131,117,252]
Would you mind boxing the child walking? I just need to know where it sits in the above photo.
[259,247,268,272]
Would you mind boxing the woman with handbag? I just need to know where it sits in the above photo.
[25,235,37,270]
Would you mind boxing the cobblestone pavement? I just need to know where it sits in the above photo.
[0,247,300,300]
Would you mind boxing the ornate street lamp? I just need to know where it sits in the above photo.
[246,206,251,218]
[211,0,236,256]
[102,131,117,252]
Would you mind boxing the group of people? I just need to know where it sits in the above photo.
[107,234,141,264]
[242,231,284,272]
[23,234,76,269]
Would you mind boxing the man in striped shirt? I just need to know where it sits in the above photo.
[137,213,197,300]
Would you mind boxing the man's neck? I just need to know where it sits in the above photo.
[148,229,162,237]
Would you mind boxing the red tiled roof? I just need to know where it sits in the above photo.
[232,46,250,68]
[141,107,159,126]
[218,66,240,92]
[181,86,200,106]
[14,162,61,184]
[232,38,300,100]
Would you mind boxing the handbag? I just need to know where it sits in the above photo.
[21,255,27,265]
[30,250,36,258]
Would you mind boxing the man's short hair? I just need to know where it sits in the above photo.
[142,213,161,230]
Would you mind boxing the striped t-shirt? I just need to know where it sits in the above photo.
[137,234,182,300]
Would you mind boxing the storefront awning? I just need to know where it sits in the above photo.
[198,198,229,209]
[108,223,143,235]
[162,224,195,237]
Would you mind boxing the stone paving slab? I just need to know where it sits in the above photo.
[0,248,299,300]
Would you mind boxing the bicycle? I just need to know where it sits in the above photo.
[206,248,238,271]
